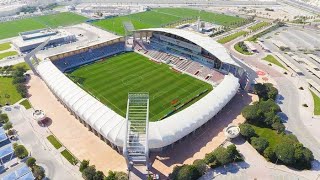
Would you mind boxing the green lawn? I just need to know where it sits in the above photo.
[251,123,299,150]
[310,90,320,115]
[251,124,283,149]
[0,77,22,106]
[263,55,287,70]
[217,31,248,44]
[47,135,62,149]
[68,52,213,121]
[0,12,87,40]
[92,8,245,35]
[0,42,11,51]
[248,22,270,31]
[234,42,253,55]
[13,62,30,70]
[61,149,78,165]
[20,99,32,109]
[0,51,18,60]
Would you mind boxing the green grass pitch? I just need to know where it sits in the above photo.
[92,8,245,35]
[67,52,213,122]
[0,12,87,40]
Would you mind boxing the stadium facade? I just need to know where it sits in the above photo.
[34,28,242,152]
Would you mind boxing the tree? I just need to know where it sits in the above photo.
[15,83,28,98]
[258,99,281,114]
[204,152,216,164]
[254,83,268,100]
[105,171,117,180]
[241,105,262,121]
[272,122,285,133]
[26,157,36,167]
[253,83,279,101]
[7,129,14,136]
[294,143,314,170]
[93,171,105,180]
[169,165,201,180]
[80,160,90,172]
[32,165,45,180]
[213,147,233,165]
[251,137,269,153]
[114,171,128,180]
[13,144,28,159]
[82,165,96,180]
[239,123,256,139]
[105,171,128,180]
[226,144,238,155]
[268,86,278,100]
[12,67,26,78]
[0,113,9,123]
[193,159,207,175]
[263,147,275,161]
[3,121,13,130]
[264,111,277,126]
[12,76,26,84]
[274,142,295,165]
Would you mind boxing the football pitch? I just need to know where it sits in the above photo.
[92,8,245,35]
[67,52,213,122]
[0,12,87,40]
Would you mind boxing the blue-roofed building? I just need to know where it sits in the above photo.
[0,127,9,148]
[0,128,5,135]
[16,165,30,177]
[2,171,17,180]
[1,165,34,180]
[19,172,34,180]
[0,145,14,164]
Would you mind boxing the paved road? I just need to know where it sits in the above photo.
[275,77,320,160]
[3,106,79,180]
[0,57,24,67]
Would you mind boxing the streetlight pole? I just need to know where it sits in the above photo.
[274,155,281,167]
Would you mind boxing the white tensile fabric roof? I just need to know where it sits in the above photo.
[137,28,239,67]
[37,60,239,149]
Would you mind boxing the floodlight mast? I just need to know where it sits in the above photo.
[24,37,51,74]
[123,21,135,45]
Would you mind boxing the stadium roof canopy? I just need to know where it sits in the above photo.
[136,28,239,67]
[37,60,239,149]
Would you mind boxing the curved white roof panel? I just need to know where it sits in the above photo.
[137,28,239,67]
[36,60,239,149]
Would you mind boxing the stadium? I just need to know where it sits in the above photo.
[33,28,244,156]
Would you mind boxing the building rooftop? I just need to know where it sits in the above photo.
[12,29,74,48]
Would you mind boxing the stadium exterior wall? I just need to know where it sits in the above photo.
[36,60,239,151]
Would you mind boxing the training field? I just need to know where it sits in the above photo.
[67,52,213,122]
[92,8,245,35]
[0,12,87,40]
